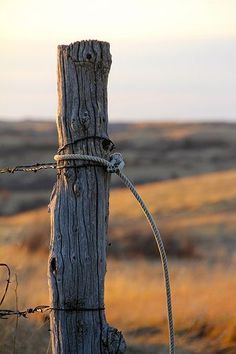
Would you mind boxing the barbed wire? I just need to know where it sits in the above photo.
[0,264,51,354]
[0,135,115,174]
[0,263,105,321]
[0,162,56,174]
[0,305,105,319]
[0,161,105,174]
[0,305,51,319]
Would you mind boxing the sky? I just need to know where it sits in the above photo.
[0,0,235,121]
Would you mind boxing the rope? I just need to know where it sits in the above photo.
[54,152,175,354]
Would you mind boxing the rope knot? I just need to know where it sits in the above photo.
[107,153,125,173]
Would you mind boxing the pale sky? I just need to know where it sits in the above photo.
[0,0,235,121]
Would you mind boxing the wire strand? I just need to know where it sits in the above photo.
[0,163,56,174]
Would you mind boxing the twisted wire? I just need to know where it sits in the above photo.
[0,305,105,319]
[0,163,56,174]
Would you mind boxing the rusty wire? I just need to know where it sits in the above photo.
[0,135,114,174]
[0,264,104,320]
[0,305,52,319]
[0,305,105,319]
[0,162,56,174]
[0,263,11,307]
[0,263,45,319]
[0,161,104,174]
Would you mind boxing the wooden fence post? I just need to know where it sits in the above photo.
[48,40,126,353]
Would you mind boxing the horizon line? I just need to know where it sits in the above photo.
[0,116,236,124]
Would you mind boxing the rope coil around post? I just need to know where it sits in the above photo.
[54,152,175,354]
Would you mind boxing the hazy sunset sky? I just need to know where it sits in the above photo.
[0,0,235,121]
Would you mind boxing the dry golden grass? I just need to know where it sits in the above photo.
[1,168,235,256]
[106,260,236,353]
[110,169,236,261]
[1,246,236,353]
[111,169,236,219]
[0,169,236,353]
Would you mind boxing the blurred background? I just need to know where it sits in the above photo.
[0,1,236,353]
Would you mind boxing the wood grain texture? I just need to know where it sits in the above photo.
[48,40,126,353]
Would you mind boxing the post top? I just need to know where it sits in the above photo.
[57,40,111,67]
[58,39,110,49]
[56,39,112,150]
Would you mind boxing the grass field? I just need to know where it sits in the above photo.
[1,168,235,261]
[1,253,236,354]
[1,121,236,214]
[0,167,236,353]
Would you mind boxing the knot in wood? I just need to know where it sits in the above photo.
[80,111,90,129]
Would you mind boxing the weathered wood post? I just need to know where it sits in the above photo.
[48,40,126,353]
